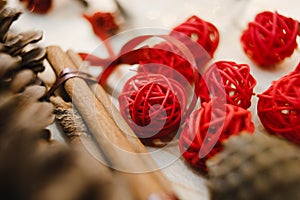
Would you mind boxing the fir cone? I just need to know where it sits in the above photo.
[0,126,112,200]
[207,133,300,200]
[0,7,46,75]
[0,0,6,10]
[0,7,112,200]
[0,6,52,137]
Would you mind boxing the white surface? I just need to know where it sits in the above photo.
[7,0,300,199]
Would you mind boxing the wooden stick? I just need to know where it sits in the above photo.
[46,46,177,199]
[51,96,134,200]
[67,49,176,193]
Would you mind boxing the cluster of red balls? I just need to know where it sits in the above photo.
[179,60,256,172]
[179,99,255,172]
[96,16,220,143]
[81,11,300,172]
[258,63,300,145]
[242,11,300,146]
[56,8,299,172]
[178,11,300,172]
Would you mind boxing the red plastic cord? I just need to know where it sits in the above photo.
[257,63,300,144]
[241,11,299,66]
[119,73,188,139]
[179,98,254,172]
[199,61,256,109]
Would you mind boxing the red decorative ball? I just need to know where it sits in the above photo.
[170,15,220,57]
[257,67,300,144]
[199,61,256,109]
[179,98,254,172]
[241,11,299,66]
[119,73,188,139]
[137,47,195,85]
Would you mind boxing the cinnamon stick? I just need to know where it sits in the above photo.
[51,96,134,200]
[46,46,177,199]
[66,49,176,193]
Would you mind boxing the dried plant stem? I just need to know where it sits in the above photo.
[47,46,177,199]
[67,49,175,194]
[51,96,134,200]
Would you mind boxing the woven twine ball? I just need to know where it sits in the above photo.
[171,15,220,57]
[241,11,299,66]
[179,98,254,173]
[137,46,196,85]
[119,73,187,139]
[257,67,300,145]
[199,61,256,109]
[133,15,218,85]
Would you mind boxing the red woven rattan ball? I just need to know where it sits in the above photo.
[137,46,195,85]
[170,15,220,57]
[199,61,256,109]
[241,11,299,66]
[179,98,254,172]
[257,69,300,144]
[119,73,188,139]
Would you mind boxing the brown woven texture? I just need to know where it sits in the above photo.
[208,133,300,200]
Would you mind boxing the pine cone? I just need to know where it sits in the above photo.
[207,133,300,200]
[0,7,46,76]
[0,6,52,135]
[0,0,6,10]
[0,6,108,200]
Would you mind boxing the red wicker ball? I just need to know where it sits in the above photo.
[137,46,195,85]
[199,61,256,109]
[257,68,300,144]
[179,98,255,172]
[119,73,188,139]
[241,11,299,66]
[170,15,220,57]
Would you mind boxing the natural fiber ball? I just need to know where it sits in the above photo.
[179,99,254,173]
[241,11,298,66]
[257,69,300,144]
[171,15,220,57]
[199,61,256,109]
[119,73,187,139]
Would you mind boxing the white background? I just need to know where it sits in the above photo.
[7,0,300,199]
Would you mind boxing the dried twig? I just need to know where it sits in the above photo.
[46,45,178,199]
